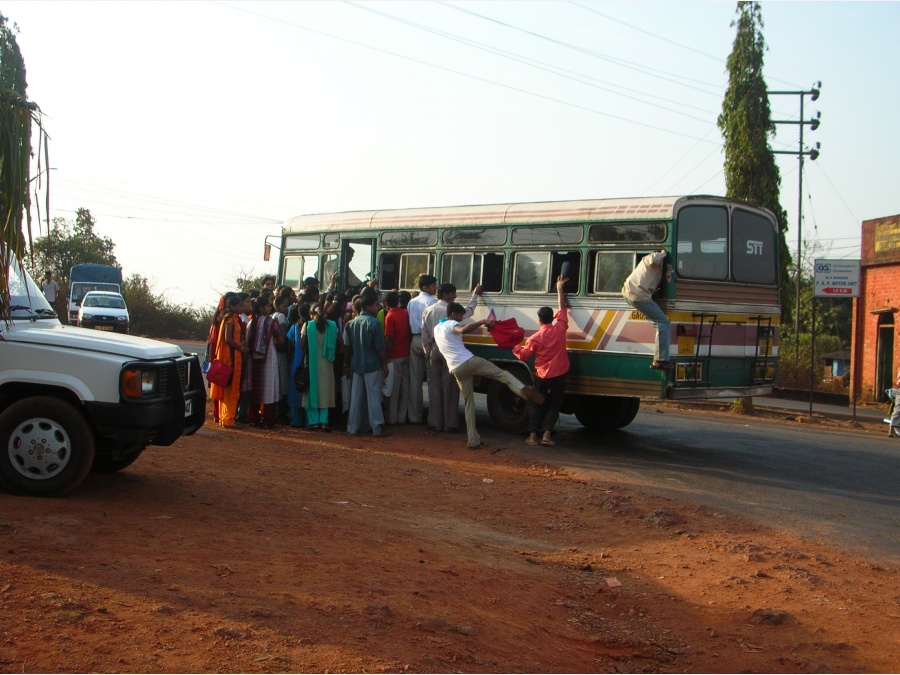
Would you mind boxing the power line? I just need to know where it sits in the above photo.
[436,0,724,96]
[217,1,721,144]
[568,1,723,62]
[346,0,717,122]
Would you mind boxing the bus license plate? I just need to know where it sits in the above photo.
[185,399,193,418]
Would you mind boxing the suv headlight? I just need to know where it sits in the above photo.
[122,367,159,399]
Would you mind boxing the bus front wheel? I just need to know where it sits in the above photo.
[573,396,640,431]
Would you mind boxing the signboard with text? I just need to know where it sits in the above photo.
[813,259,860,298]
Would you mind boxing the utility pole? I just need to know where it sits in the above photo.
[768,82,822,354]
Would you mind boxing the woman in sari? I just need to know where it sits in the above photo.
[247,293,283,428]
[301,304,338,431]
[209,294,247,428]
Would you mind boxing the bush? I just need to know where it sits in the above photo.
[777,332,846,392]
[123,274,212,341]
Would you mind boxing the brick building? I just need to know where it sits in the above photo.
[851,213,900,403]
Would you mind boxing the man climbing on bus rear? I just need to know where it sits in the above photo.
[622,250,673,371]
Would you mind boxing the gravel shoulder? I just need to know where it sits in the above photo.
[0,403,898,673]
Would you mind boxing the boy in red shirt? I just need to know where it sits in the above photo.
[513,276,570,446]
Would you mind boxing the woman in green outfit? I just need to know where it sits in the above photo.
[301,304,338,431]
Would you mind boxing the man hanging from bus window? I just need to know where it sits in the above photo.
[513,275,570,446]
[434,303,545,450]
[622,250,673,371]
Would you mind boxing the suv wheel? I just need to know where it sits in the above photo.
[0,397,96,496]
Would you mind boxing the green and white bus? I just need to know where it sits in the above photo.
[274,195,780,432]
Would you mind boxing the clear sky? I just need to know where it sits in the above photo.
[4,1,899,309]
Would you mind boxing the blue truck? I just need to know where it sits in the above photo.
[67,263,124,325]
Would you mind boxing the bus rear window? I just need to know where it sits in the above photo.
[732,209,777,284]
[676,206,728,281]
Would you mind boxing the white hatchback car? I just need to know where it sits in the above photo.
[77,290,130,334]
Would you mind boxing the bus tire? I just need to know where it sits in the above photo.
[0,397,96,497]
[486,379,530,434]
[574,396,640,431]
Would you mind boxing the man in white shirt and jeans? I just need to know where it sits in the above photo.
[622,250,672,371]
[434,302,544,449]
[41,271,59,307]
[406,274,437,423]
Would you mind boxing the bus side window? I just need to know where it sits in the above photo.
[513,252,548,292]
[283,254,318,290]
[551,251,580,294]
[481,252,503,292]
[399,253,433,290]
[323,253,338,288]
[380,253,400,290]
[590,251,634,294]
[442,253,474,291]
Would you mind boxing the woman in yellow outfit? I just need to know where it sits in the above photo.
[209,294,249,427]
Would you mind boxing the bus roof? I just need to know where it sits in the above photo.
[282,195,753,234]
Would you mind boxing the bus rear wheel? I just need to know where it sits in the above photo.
[486,380,530,434]
[573,396,640,431]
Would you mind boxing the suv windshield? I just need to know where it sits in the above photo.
[3,254,56,318]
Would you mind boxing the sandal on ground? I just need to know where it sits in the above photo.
[525,437,538,446]
[320,425,332,433]
[541,438,556,447]
[650,361,675,371]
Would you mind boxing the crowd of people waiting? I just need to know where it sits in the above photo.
[205,271,571,449]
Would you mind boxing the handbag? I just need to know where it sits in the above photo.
[293,356,310,393]
[488,317,525,349]
[206,359,234,387]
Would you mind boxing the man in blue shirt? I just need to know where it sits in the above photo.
[343,288,390,436]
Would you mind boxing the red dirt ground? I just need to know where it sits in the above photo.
[0,403,898,673]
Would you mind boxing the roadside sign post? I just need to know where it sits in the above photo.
[813,259,861,418]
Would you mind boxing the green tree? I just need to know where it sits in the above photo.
[0,11,47,319]
[28,208,119,291]
[234,270,271,294]
[718,1,791,311]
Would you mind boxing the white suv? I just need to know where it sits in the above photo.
[78,290,129,334]
[0,256,205,496]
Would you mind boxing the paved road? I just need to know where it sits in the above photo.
[503,404,900,566]
[175,340,898,565]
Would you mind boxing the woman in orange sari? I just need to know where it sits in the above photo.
[206,293,234,424]
[209,294,248,427]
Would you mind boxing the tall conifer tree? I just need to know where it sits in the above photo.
[718,2,791,309]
